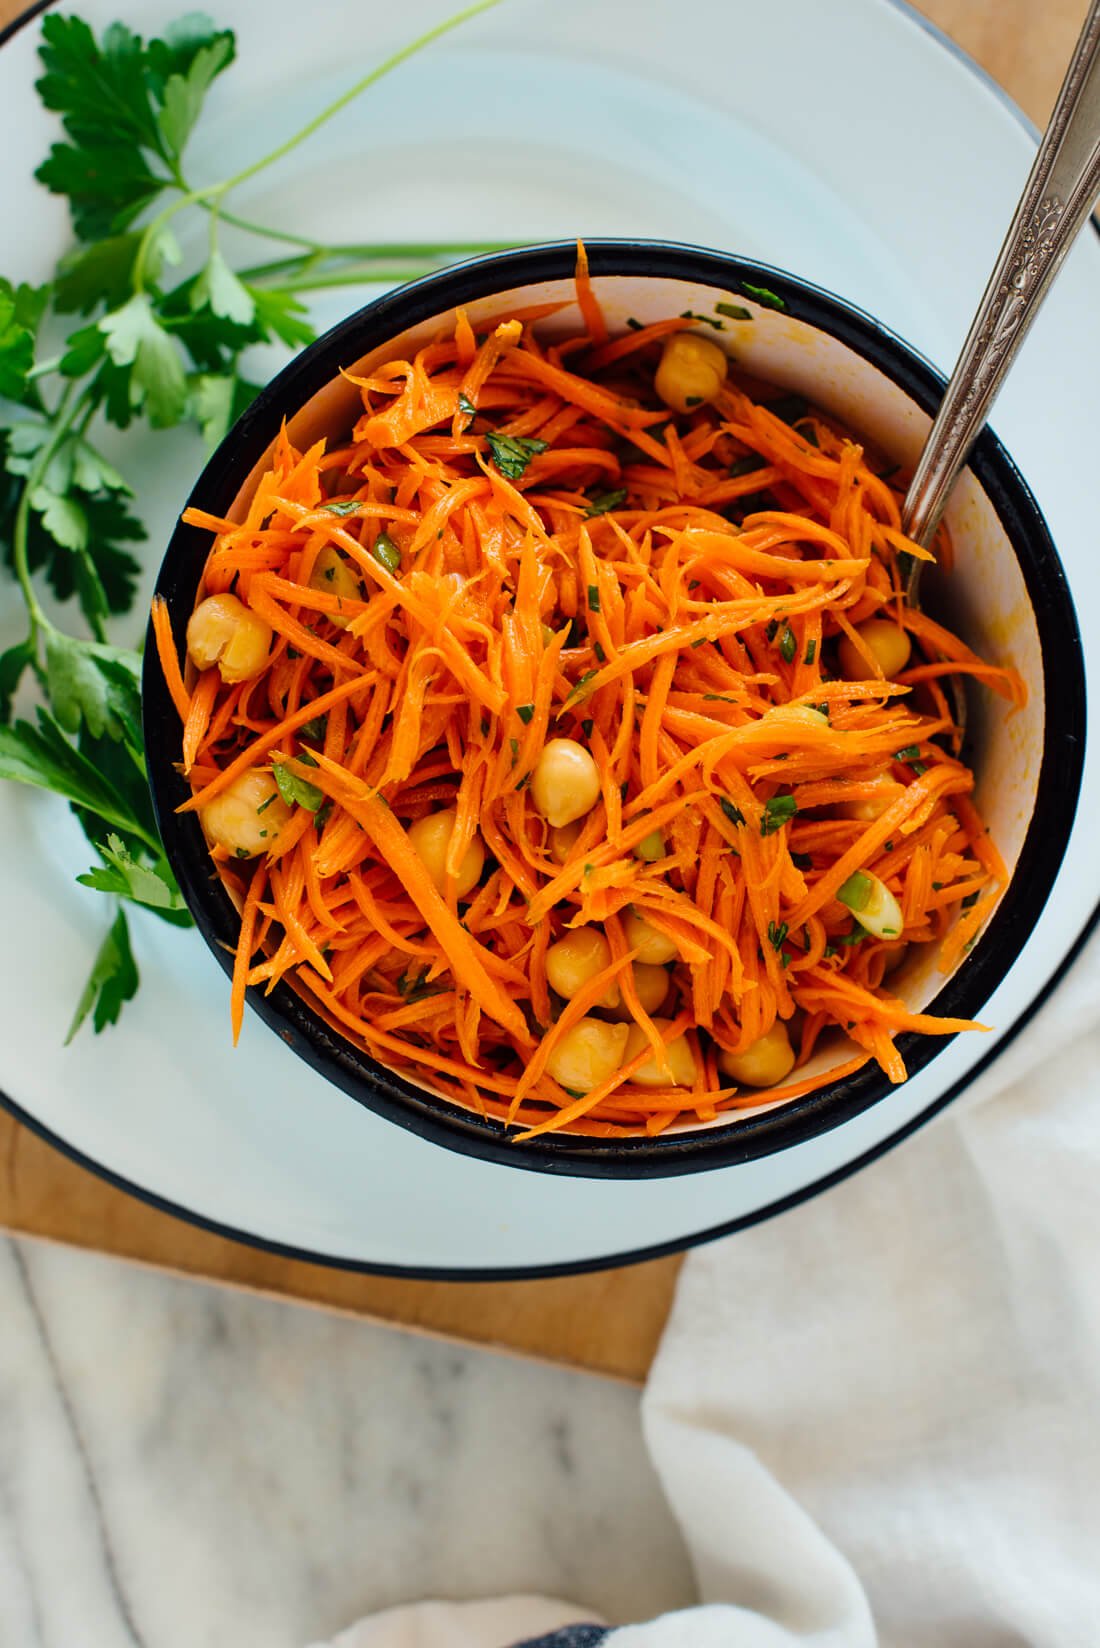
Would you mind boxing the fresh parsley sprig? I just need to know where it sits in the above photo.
[0,3,510,1035]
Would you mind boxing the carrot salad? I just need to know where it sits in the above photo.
[153,255,1024,1141]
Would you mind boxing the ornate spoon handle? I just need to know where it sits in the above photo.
[902,0,1100,547]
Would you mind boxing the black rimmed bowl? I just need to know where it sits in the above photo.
[143,240,1085,1179]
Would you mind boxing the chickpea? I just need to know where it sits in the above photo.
[308,545,363,627]
[546,1017,630,1094]
[548,820,583,865]
[624,1019,697,1088]
[837,868,904,940]
[837,619,912,682]
[531,738,601,829]
[622,909,679,965]
[546,927,620,1008]
[608,962,671,1020]
[841,777,905,822]
[407,807,486,899]
[186,592,273,684]
[655,332,728,414]
[200,769,291,858]
[717,1021,796,1089]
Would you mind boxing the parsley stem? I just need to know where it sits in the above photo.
[214,207,506,263]
[131,0,507,295]
[11,379,82,642]
[269,267,449,293]
[209,0,506,202]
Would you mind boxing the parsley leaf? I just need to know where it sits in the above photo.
[273,760,324,812]
[485,431,548,480]
[0,641,35,723]
[741,282,787,311]
[761,794,798,835]
[34,13,236,239]
[319,500,364,517]
[0,279,37,400]
[457,390,477,429]
[585,487,627,517]
[77,832,186,913]
[0,710,138,824]
[777,623,797,664]
[65,907,139,1042]
[191,371,261,449]
[98,294,190,427]
[716,301,752,321]
[191,248,256,327]
[43,631,142,744]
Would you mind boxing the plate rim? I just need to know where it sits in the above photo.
[1,0,1098,1277]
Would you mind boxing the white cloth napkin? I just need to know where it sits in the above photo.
[309,927,1100,1648]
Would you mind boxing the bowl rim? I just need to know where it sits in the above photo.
[143,238,1087,1178]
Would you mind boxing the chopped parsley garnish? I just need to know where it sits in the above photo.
[778,624,797,664]
[741,282,786,311]
[566,670,598,706]
[319,500,362,516]
[761,794,797,835]
[273,760,324,813]
[299,714,327,744]
[679,308,723,330]
[485,431,548,479]
[585,488,627,517]
[625,317,643,331]
[516,703,535,724]
[894,744,922,762]
[716,301,752,321]
[804,639,817,665]
[587,583,601,611]
[719,797,745,827]
[457,390,476,428]
[767,920,789,951]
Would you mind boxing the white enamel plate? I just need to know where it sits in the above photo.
[2,0,1098,1275]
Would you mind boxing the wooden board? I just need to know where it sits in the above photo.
[0,0,1087,1381]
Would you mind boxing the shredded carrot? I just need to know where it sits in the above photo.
[156,268,1021,1140]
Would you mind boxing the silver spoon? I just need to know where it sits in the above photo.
[900,0,1100,729]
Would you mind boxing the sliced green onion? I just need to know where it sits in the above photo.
[634,829,665,862]
[371,532,401,574]
[837,870,873,912]
[837,869,904,940]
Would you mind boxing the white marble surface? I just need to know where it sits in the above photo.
[0,1237,694,1648]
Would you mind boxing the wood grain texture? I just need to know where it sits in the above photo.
[0,0,1085,1380]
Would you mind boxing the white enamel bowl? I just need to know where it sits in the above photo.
[144,242,1085,1179]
